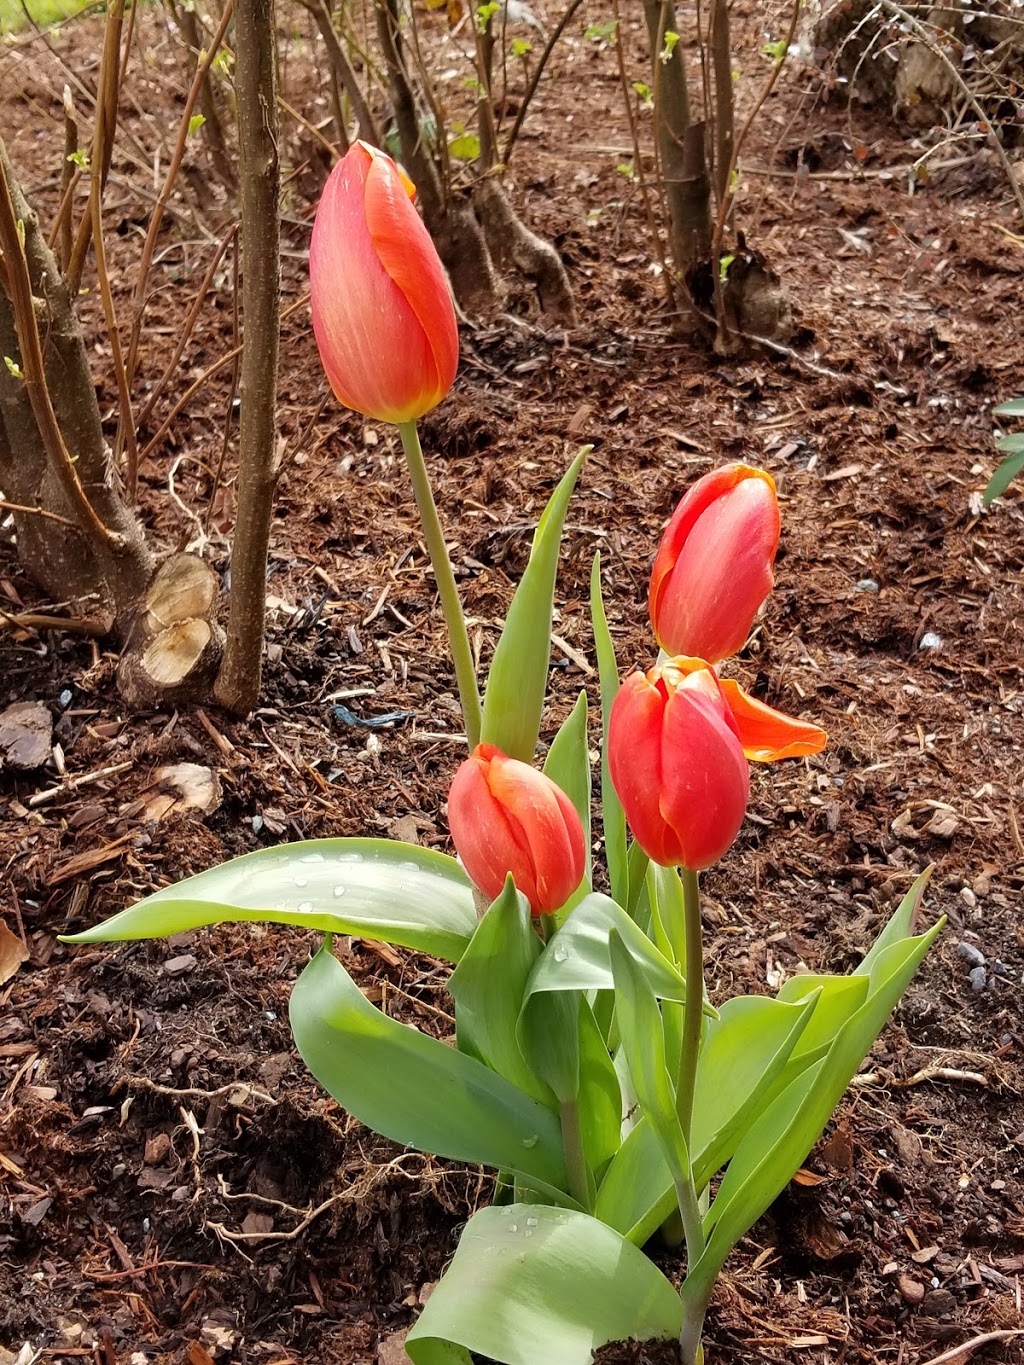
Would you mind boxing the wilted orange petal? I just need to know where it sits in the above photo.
[719,679,827,762]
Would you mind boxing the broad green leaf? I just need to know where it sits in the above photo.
[775,975,868,1063]
[597,994,816,1244]
[997,432,1024,453]
[404,1204,682,1365]
[855,867,932,975]
[690,993,819,1183]
[481,448,587,762]
[589,552,627,907]
[543,689,593,902]
[652,865,687,966]
[290,944,569,1198]
[525,893,714,1014]
[985,448,1024,506]
[993,396,1024,415]
[60,838,477,962]
[517,987,581,1104]
[697,921,943,1277]
[594,1117,677,1245]
[576,997,622,1175]
[448,877,553,1106]
[609,931,689,1190]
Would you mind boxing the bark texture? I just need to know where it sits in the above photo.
[214,0,281,715]
[0,137,151,627]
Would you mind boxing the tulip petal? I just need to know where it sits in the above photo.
[449,755,539,906]
[718,680,827,762]
[609,674,680,868]
[487,754,581,910]
[363,149,459,407]
[659,688,750,871]
[310,146,443,423]
[649,465,779,664]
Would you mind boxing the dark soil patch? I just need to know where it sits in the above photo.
[2,0,1024,1363]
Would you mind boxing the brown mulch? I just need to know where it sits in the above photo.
[2,1,1024,1363]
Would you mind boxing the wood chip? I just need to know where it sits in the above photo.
[0,701,52,770]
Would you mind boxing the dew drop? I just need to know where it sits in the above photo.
[333,886,347,898]
[300,853,325,864]
[524,1229,533,1238]
[521,1135,539,1149]
[552,944,569,962]
[399,860,420,872]
[525,1216,538,1227]
[508,1223,518,1233]
[297,901,313,913]
[336,851,363,863]
[294,877,308,888]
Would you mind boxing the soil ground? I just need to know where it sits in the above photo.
[2,2,1023,1363]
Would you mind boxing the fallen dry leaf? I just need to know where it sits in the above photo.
[0,921,29,984]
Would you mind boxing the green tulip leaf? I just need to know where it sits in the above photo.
[448,877,553,1106]
[404,1203,682,1365]
[542,689,593,907]
[690,992,820,1183]
[593,1117,677,1246]
[481,448,587,762]
[60,838,477,962]
[289,942,569,1198]
[608,930,689,1190]
[696,920,943,1283]
[775,974,868,1064]
[855,867,932,975]
[984,448,1024,506]
[589,552,628,907]
[576,996,623,1176]
[526,892,714,1013]
[993,396,1024,416]
[596,993,816,1244]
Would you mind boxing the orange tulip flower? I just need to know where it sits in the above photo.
[649,464,780,664]
[448,743,586,916]
[310,142,459,424]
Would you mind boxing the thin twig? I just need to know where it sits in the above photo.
[0,607,111,637]
[133,224,237,438]
[504,0,587,166]
[879,0,1024,224]
[121,0,235,399]
[117,1076,277,1105]
[137,293,308,467]
[0,500,79,527]
[918,1331,1024,1365]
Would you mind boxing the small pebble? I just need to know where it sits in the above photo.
[855,578,880,592]
[969,965,988,992]
[919,631,943,651]
[956,942,986,969]
[960,886,977,909]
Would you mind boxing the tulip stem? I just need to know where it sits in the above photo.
[675,866,706,1269]
[559,1098,591,1212]
[397,420,482,750]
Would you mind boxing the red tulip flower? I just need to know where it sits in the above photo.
[609,658,750,870]
[448,743,586,916]
[649,464,780,663]
[309,142,459,425]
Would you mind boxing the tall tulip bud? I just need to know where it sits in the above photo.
[447,743,586,916]
[310,142,459,425]
[609,658,750,870]
[649,464,780,663]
